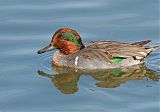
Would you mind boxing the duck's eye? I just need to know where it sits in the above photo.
[71,38,74,41]
[58,34,65,40]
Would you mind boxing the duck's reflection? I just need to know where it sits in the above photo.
[37,64,159,94]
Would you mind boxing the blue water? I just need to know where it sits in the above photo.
[0,0,159,112]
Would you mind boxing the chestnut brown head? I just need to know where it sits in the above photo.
[38,28,85,55]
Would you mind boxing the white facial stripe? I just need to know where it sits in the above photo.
[75,56,79,66]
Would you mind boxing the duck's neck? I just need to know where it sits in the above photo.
[60,42,81,55]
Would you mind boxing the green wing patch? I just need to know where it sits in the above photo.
[111,57,125,63]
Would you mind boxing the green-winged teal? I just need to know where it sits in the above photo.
[38,28,160,69]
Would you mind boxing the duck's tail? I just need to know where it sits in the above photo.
[131,40,160,53]
[144,46,160,55]
[147,46,160,51]
[131,40,151,47]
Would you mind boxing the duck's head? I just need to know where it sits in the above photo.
[37,28,85,55]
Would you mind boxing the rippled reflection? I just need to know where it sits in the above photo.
[37,64,159,95]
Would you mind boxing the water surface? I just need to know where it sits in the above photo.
[0,0,159,112]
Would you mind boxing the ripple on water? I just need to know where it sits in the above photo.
[38,52,53,72]
[146,51,160,72]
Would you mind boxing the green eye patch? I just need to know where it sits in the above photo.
[62,32,81,48]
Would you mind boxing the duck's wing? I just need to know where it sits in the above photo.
[82,40,152,61]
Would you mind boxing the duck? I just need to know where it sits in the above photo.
[37,28,160,69]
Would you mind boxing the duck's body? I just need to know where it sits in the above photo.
[52,40,158,69]
[38,28,160,69]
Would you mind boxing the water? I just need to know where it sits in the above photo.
[0,0,159,112]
